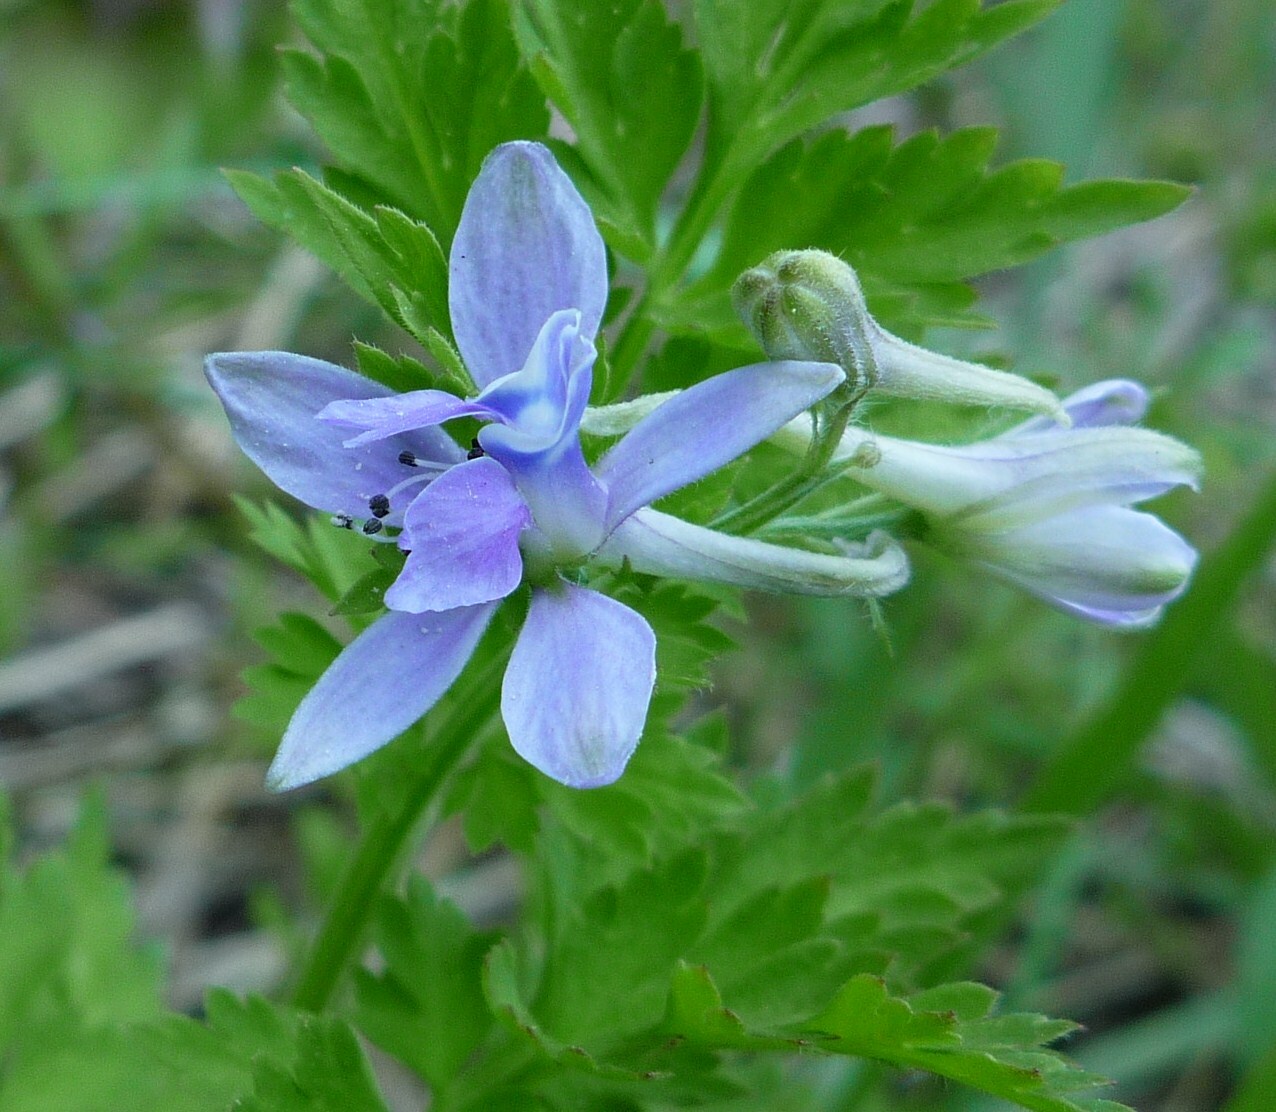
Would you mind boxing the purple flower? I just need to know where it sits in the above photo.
[830,380,1202,627]
[206,142,907,790]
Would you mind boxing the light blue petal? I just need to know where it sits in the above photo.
[502,584,655,788]
[449,142,607,387]
[476,311,607,558]
[204,351,462,517]
[317,389,498,447]
[597,359,844,530]
[1010,379,1149,435]
[385,458,530,613]
[476,309,594,457]
[266,604,496,791]
[489,442,607,561]
[959,505,1197,625]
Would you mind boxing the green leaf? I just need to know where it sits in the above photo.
[351,342,423,393]
[227,168,449,344]
[235,612,341,735]
[693,0,1059,164]
[289,0,548,238]
[354,876,498,1089]
[329,565,396,616]
[241,1015,390,1112]
[280,47,425,218]
[512,851,712,1051]
[0,993,284,1109]
[446,741,543,854]
[237,496,383,604]
[543,729,747,875]
[664,967,1126,1112]
[0,793,163,1056]
[513,0,702,253]
[672,126,1190,339]
[806,974,1126,1112]
[685,878,857,1028]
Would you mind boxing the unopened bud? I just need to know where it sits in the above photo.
[733,250,1068,424]
[733,250,878,395]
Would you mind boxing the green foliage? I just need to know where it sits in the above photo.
[436,768,1112,1109]
[672,126,1191,339]
[0,989,388,1111]
[693,0,1059,165]
[238,1015,390,1111]
[226,168,451,349]
[355,876,498,1089]
[236,497,373,603]
[0,801,383,1110]
[0,794,163,1060]
[287,0,548,238]
[668,970,1127,1112]
[330,544,405,617]
[513,0,702,257]
[236,612,342,736]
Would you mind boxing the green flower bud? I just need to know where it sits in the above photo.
[733,250,1068,423]
[733,250,878,396]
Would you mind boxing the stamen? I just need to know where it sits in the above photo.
[331,510,396,542]
[384,470,436,502]
[467,437,486,460]
[397,451,449,472]
[369,493,391,518]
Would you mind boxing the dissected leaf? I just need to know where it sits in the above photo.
[513,0,702,254]
[668,126,1190,339]
[288,0,548,238]
[355,877,498,1088]
[693,0,1058,165]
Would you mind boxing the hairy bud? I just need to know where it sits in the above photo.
[733,250,1068,423]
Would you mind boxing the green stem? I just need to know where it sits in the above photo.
[605,135,758,390]
[606,288,656,395]
[756,505,911,542]
[711,402,856,535]
[291,650,505,1012]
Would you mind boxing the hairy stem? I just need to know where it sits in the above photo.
[711,401,857,535]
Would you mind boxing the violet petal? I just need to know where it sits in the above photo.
[598,359,844,531]
[385,458,531,613]
[501,584,655,788]
[318,390,498,448]
[205,351,461,516]
[449,142,607,387]
[267,604,496,791]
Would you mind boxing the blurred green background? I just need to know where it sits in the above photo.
[1,1,1274,1109]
